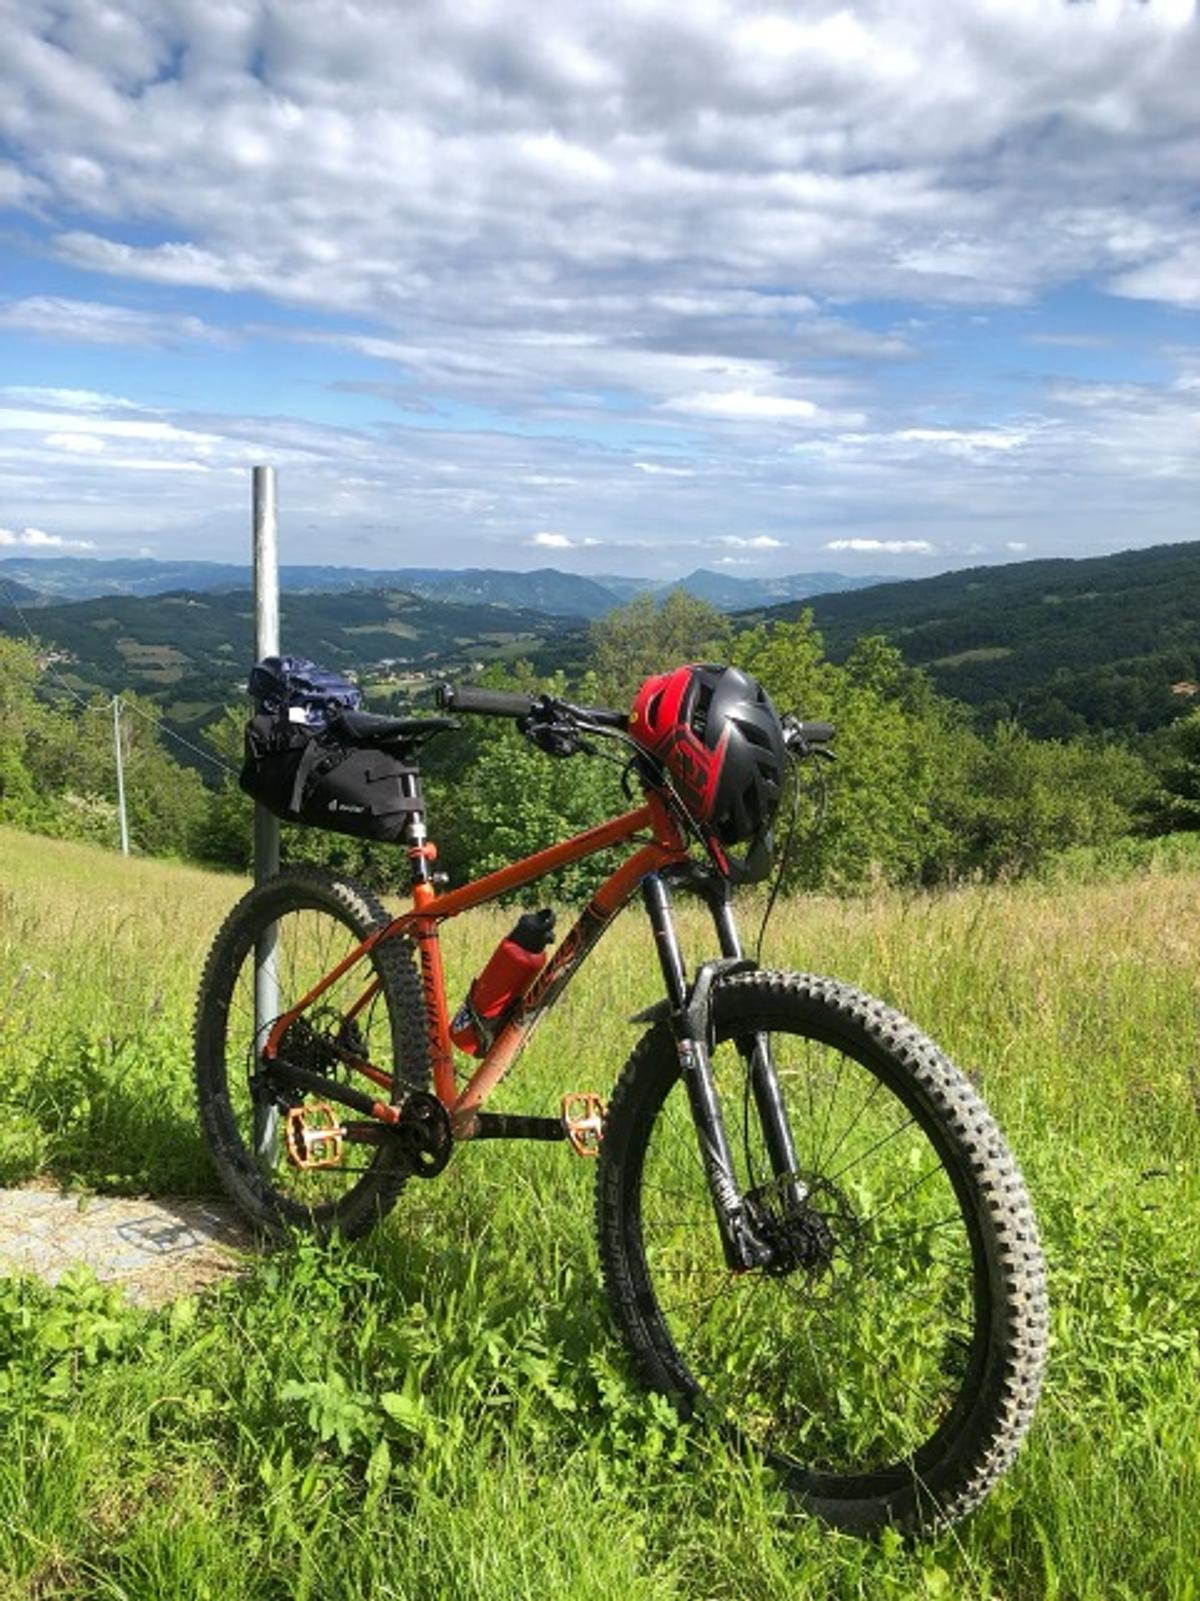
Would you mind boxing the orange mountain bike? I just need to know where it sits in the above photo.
[193,680,1046,1534]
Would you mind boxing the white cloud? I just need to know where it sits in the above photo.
[529,531,599,549]
[1109,239,1200,310]
[825,539,935,555]
[894,428,1028,454]
[1006,541,1028,552]
[2,387,143,413]
[719,535,783,549]
[1,4,1198,567]
[0,526,97,550]
[44,432,106,454]
[0,297,225,347]
[664,391,821,422]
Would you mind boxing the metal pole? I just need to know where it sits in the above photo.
[253,468,281,1133]
[253,463,280,886]
[112,695,129,856]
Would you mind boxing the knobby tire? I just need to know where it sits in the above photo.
[596,970,1047,1534]
[193,867,429,1238]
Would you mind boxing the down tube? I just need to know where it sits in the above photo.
[451,839,684,1134]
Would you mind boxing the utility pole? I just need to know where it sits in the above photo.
[252,466,281,1160]
[112,694,129,856]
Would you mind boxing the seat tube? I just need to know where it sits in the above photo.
[642,873,769,1270]
[404,776,455,1108]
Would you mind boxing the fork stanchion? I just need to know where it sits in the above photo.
[253,466,281,1058]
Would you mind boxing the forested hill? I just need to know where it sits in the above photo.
[0,585,568,710]
[764,541,1200,737]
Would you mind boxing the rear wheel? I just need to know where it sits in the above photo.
[194,868,429,1238]
[596,971,1046,1534]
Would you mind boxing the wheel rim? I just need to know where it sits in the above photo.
[217,900,397,1218]
[634,1020,990,1496]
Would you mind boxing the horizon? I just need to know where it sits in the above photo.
[2,4,1198,579]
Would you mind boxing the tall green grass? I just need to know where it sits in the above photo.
[1,826,1197,1599]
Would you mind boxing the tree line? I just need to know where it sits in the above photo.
[3,594,1198,895]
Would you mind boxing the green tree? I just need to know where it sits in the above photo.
[942,723,1149,880]
[0,637,59,821]
[1139,707,1200,833]
[735,620,961,890]
[589,591,731,707]
[36,692,209,857]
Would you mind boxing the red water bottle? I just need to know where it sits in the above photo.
[450,909,556,1055]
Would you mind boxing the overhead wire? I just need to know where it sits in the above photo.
[0,574,239,779]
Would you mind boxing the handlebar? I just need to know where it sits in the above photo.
[435,683,537,718]
[436,682,628,731]
[788,720,835,746]
[436,683,831,756]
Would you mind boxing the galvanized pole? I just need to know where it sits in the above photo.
[253,467,281,1153]
[112,694,129,856]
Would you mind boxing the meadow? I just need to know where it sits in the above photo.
[0,824,1197,1599]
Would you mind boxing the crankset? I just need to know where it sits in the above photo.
[393,1091,453,1178]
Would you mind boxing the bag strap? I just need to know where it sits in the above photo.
[288,737,327,814]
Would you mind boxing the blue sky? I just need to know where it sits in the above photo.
[1,0,1198,579]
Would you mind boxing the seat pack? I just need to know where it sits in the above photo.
[238,656,419,842]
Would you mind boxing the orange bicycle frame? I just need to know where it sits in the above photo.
[263,789,690,1137]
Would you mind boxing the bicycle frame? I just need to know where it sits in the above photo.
[262,787,691,1137]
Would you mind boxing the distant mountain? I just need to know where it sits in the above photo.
[384,567,619,618]
[0,556,881,618]
[669,567,886,610]
[757,540,1200,738]
[0,573,45,607]
[0,584,573,732]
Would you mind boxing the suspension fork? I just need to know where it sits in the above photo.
[701,879,806,1207]
[642,873,772,1271]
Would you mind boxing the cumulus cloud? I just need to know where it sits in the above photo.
[825,539,936,555]
[0,3,1198,569]
[0,526,97,550]
[720,535,783,549]
[664,391,822,422]
[529,531,599,549]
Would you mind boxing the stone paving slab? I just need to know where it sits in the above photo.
[0,1188,256,1307]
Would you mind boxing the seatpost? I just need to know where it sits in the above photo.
[403,772,433,891]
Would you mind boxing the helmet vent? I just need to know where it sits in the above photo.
[740,721,773,751]
[691,681,714,739]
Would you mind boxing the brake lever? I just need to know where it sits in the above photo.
[520,715,587,758]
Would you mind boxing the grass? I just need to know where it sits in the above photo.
[0,825,1197,1599]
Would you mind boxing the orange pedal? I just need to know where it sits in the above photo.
[284,1102,345,1169]
[561,1092,606,1157]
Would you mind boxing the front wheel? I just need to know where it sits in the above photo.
[596,971,1047,1534]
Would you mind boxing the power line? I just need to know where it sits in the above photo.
[1,575,239,779]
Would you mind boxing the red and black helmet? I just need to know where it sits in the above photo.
[630,663,788,882]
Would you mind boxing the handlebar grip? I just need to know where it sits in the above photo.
[436,683,537,718]
[795,720,835,744]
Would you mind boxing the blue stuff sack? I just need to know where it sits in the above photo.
[247,656,362,726]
